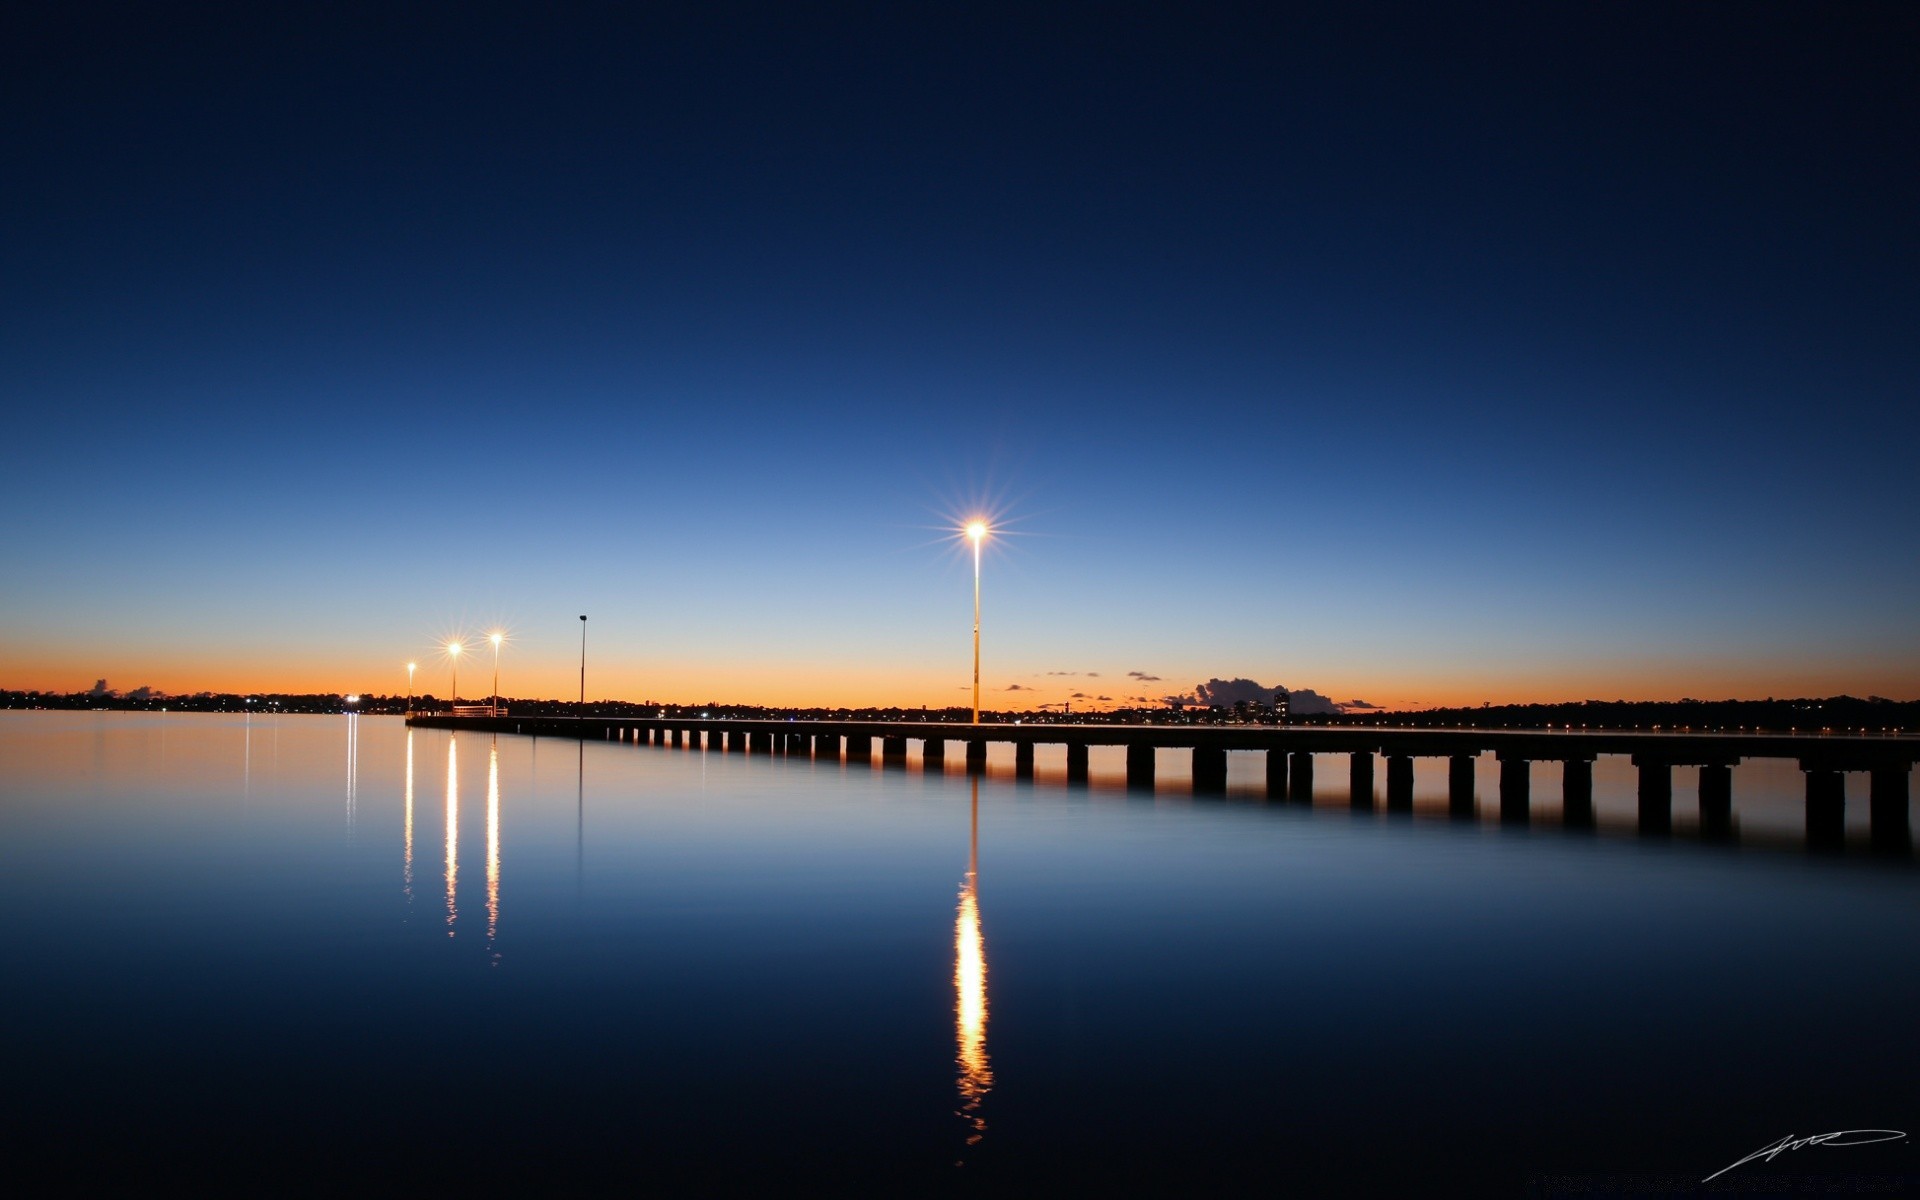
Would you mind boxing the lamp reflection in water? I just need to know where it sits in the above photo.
[344,708,359,842]
[954,776,992,1161]
[403,729,415,910]
[486,735,501,962]
[445,735,459,936]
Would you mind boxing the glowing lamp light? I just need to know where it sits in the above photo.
[965,520,990,723]
[487,630,506,714]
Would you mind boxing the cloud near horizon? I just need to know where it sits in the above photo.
[1191,678,1346,715]
[1128,671,1161,681]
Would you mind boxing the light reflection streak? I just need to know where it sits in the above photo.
[445,734,459,936]
[954,776,992,1161]
[576,740,585,895]
[486,735,501,960]
[344,712,359,842]
[403,729,415,910]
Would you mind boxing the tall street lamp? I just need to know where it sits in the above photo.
[578,615,587,716]
[968,521,987,724]
[489,631,504,715]
[448,641,463,715]
[407,661,416,715]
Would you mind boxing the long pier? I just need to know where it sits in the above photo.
[406,714,1916,842]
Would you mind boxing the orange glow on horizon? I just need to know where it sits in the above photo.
[3,643,1914,713]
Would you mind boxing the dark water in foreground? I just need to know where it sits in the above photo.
[2,712,1914,1196]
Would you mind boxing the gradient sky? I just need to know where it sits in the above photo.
[4,2,1916,709]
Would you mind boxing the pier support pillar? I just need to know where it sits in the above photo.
[814,733,840,759]
[1266,750,1289,799]
[1193,746,1227,794]
[1065,743,1089,783]
[1386,756,1414,811]
[1014,742,1035,777]
[670,729,683,748]
[1805,767,1845,849]
[1699,763,1734,837]
[922,738,946,769]
[1288,752,1314,803]
[1448,755,1476,816]
[1635,757,1672,833]
[1870,765,1910,852]
[1349,753,1374,809]
[1126,743,1155,790]
[1498,757,1530,823]
[881,736,907,763]
[1561,759,1595,827]
[846,735,871,764]
[966,740,988,773]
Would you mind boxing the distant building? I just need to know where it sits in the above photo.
[1274,688,1290,725]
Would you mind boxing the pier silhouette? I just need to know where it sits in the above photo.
[408,714,1914,849]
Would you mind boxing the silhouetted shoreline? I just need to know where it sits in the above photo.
[5,689,1913,733]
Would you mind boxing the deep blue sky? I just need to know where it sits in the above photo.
[4,1,1916,707]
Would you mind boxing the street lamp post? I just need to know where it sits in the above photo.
[448,641,463,715]
[489,631,504,716]
[407,662,416,715]
[578,615,587,716]
[967,521,987,724]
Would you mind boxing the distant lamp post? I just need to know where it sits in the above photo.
[489,631,504,716]
[967,520,988,724]
[448,641,463,715]
[578,615,587,716]
[407,662,416,715]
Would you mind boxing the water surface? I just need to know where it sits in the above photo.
[2,712,1914,1194]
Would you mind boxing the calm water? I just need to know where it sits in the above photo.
[3,712,1915,1195]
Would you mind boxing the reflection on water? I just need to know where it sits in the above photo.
[344,713,359,842]
[444,734,458,936]
[403,729,414,910]
[487,736,501,960]
[954,777,991,1161]
[4,713,1916,1193]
